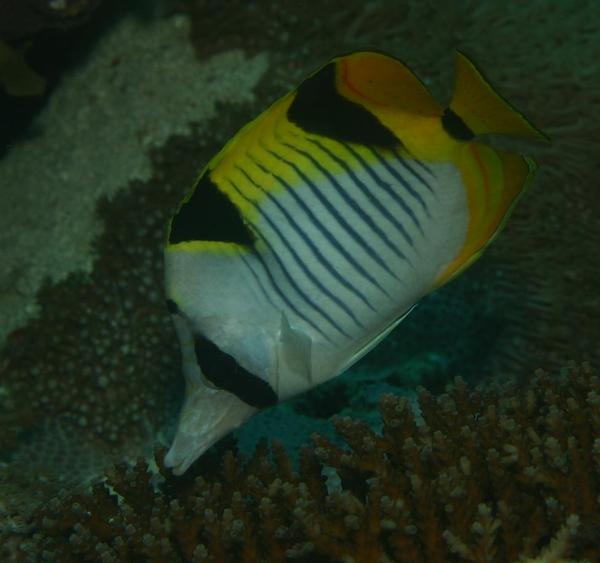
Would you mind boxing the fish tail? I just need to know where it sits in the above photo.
[448,51,548,141]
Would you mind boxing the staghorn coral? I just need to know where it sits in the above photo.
[6,362,599,562]
[1,0,599,557]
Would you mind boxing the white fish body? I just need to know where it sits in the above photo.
[163,51,544,474]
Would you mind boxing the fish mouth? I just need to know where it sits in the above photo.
[164,442,205,476]
[164,449,190,476]
[164,384,258,475]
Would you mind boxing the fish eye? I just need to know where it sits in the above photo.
[165,299,180,314]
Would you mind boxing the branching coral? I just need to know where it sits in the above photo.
[1,0,599,559]
[7,362,599,562]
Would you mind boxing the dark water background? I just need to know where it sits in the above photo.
[0,0,598,557]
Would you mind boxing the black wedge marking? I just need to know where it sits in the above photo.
[251,153,390,298]
[193,333,278,408]
[165,299,180,314]
[266,145,400,284]
[240,161,377,313]
[287,62,398,147]
[442,108,475,141]
[169,172,254,245]
[229,176,365,330]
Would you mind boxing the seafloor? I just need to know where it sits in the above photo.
[0,0,599,561]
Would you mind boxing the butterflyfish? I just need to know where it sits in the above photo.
[163,50,545,475]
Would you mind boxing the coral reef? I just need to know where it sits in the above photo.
[6,362,599,561]
[0,170,183,512]
[0,126,246,508]
[0,9,268,346]
[0,0,599,559]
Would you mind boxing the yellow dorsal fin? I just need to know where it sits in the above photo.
[335,51,442,116]
[450,51,547,141]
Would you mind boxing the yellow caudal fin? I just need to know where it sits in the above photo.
[450,51,548,141]
[433,144,538,289]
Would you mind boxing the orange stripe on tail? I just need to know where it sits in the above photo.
[434,144,536,288]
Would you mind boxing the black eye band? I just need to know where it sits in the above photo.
[193,333,278,408]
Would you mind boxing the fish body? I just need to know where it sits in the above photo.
[163,51,545,475]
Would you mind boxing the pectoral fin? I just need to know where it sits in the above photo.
[275,312,313,399]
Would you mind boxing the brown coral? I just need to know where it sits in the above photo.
[6,362,599,562]
[1,0,599,559]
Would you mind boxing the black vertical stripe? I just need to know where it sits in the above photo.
[228,177,364,331]
[335,140,425,239]
[251,246,334,343]
[301,136,421,245]
[238,163,376,312]
[249,156,390,298]
[265,145,402,284]
[392,147,437,197]
[280,138,412,267]
[369,147,432,217]
[193,333,278,408]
